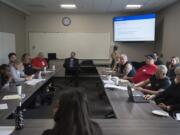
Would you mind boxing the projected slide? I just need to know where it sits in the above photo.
[114,14,156,41]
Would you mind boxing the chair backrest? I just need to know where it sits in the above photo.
[131,61,146,70]
[81,60,94,66]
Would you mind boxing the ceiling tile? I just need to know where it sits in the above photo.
[2,0,179,13]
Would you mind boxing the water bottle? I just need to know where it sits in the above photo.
[38,71,42,79]
[52,65,56,71]
[15,105,24,130]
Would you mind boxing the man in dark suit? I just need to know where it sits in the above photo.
[63,52,79,86]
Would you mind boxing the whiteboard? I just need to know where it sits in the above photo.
[0,32,15,65]
[29,32,110,59]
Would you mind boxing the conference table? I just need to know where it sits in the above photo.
[1,118,180,135]
[0,67,180,135]
[0,71,55,119]
[97,67,166,120]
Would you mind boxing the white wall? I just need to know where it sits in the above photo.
[0,32,15,64]
[29,32,110,59]
[0,3,26,58]
[160,1,180,62]
[26,13,155,62]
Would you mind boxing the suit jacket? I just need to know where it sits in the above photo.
[63,57,79,70]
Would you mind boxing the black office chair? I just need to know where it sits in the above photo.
[80,60,97,74]
[131,61,146,70]
[81,60,94,65]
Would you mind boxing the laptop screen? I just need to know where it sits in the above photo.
[127,85,133,100]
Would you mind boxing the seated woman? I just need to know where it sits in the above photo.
[116,54,136,78]
[10,60,32,83]
[111,53,121,72]
[135,65,171,95]
[167,56,180,83]
[145,67,180,113]
[42,90,102,135]
[21,53,35,75]
[0,64,11,88]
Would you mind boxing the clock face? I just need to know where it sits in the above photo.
[62,17,71,26]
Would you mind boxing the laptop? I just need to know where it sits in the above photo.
[48,53,57,60]
[127,85,149,103]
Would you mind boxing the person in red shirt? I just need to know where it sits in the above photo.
[31,52,48,70]
[131,54,158,84]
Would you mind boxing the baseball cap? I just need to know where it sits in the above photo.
[145,54,156,60]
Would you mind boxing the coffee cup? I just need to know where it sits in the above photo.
[52,65,55,70]
[43,67,47,73]
[107,75,111,81]
[17,85,22,96]
[39,71,42,79]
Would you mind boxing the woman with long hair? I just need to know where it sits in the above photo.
[42,90,102,135]
[167,56,180,82]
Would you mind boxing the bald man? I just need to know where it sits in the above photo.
[31,52,48,70]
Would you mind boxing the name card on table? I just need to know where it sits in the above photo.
[104,84,129,91]
[25,79,46,86]
[0,103,8,110]
[2,94,25,100]
[0,126,15,135]
[176,113,180,121]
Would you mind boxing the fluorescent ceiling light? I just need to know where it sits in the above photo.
[60,4,77,9]
[126,4,142,9]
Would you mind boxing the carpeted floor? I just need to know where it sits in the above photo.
[23,77,113,119]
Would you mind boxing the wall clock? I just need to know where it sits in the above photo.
[62,17,71,26]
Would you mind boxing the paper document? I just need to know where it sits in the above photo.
[2,94,25,100]
[106,70,115,73]
[104,84,128,91]
[0,126,15,135]
[103,80,115,85]
[0,104,8,110]
[42,70,53,73]
[25,79,45,86]
[119,79,129,83]
[105,68,111,70]
[100,75,107,78]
